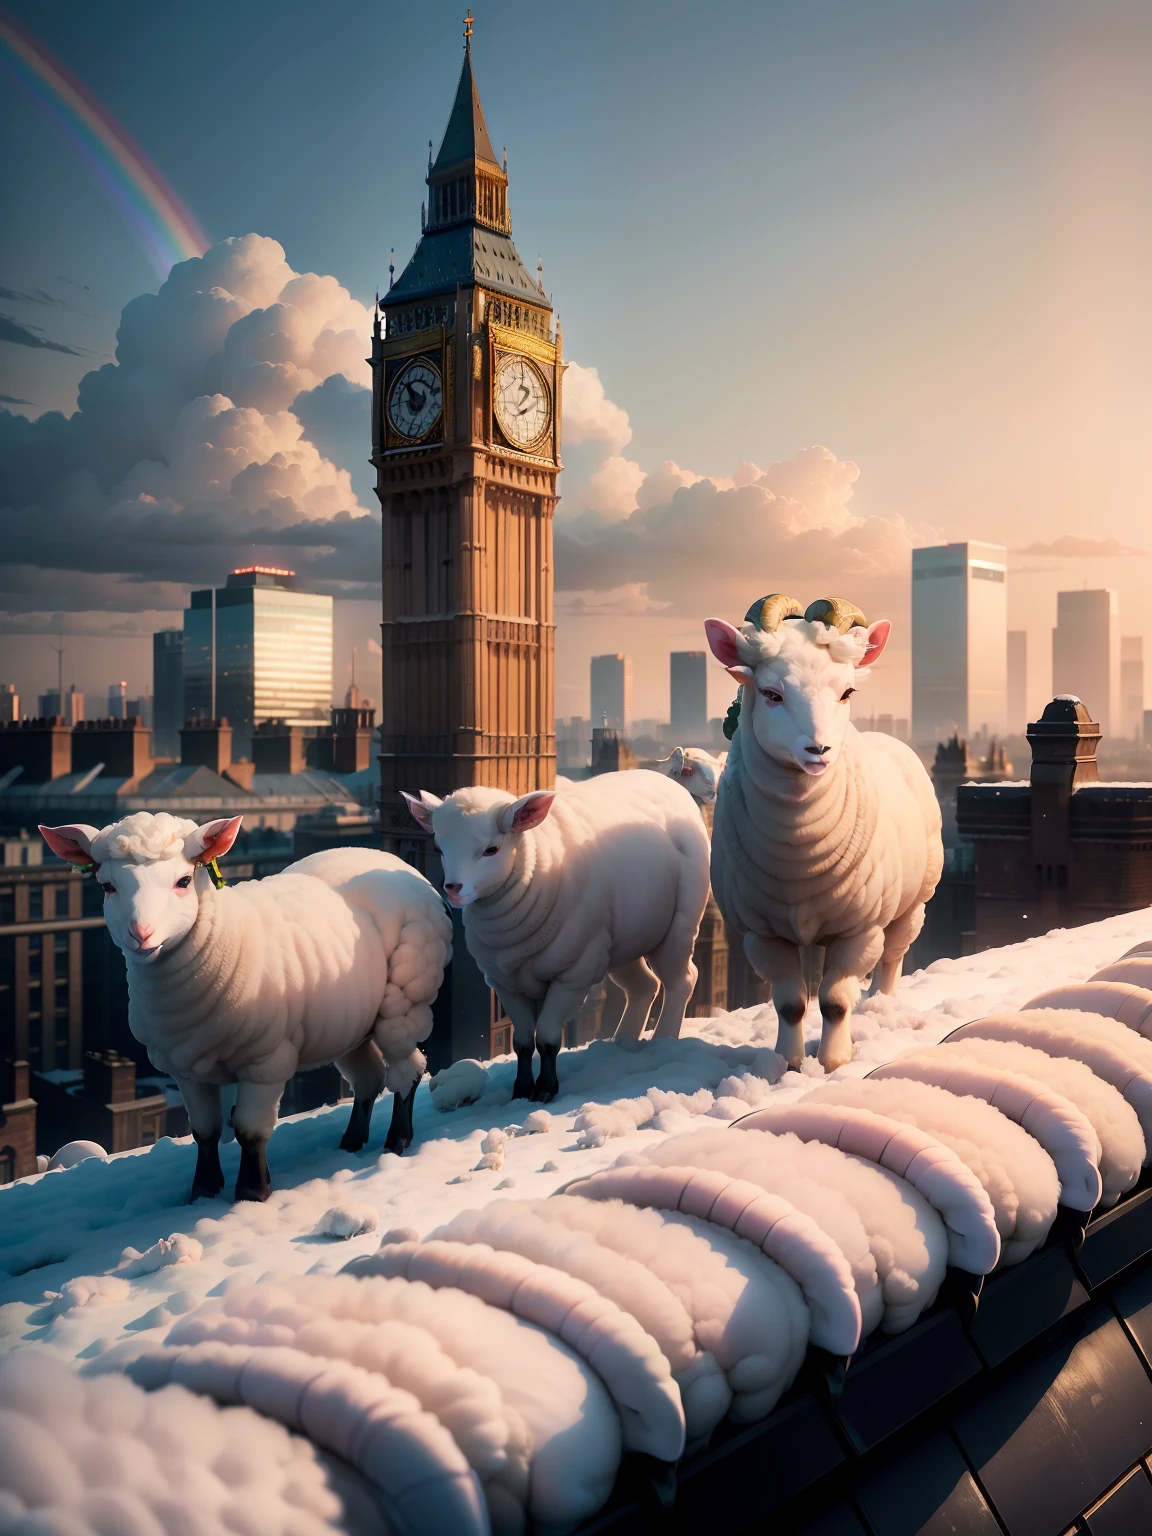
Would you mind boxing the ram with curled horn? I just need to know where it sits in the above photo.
[704,592,943,1072]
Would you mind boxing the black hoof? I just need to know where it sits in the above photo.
[234,1180,271,1203]
[189,1180,223,1203]
[383,1131,412,1156]
[531,1080,557,1104]
[512,1077,534,1100]
[339,1126,368,1153]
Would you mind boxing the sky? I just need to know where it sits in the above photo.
[3,0,1152,725]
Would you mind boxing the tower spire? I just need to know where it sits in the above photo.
[464,9,473,47]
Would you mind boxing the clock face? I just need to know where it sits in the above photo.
[494,355,550,448]
[388,358,443,441]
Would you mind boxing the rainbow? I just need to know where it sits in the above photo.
[0,8,208,279]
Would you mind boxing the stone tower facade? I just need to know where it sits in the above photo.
[373,30,560,859]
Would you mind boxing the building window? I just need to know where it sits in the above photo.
[0,889,13,925]
[55,888,70,918]
[28,888,43,921]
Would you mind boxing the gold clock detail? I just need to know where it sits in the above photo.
[388,358,443,441]
[494,354,550,448]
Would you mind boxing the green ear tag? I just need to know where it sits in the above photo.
[723,694,743,741]
[206,857,226,890]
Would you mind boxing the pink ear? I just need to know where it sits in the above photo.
[401,791,436,832]
[860,620,891,668]
[704,617,744,668]
[39,823,99,865]
[499,790,555,834]
[191,815,243,863]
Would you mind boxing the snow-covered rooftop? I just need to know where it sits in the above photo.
[4,907,1152,1533]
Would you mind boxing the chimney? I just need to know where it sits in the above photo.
[0,718,72,784]
[222,759,255,791]
[72,717,153,780]
[331,705,376,774]
[0,1059,30,1104]
[180,719,233,775]
[252,720,306,775]
[1027,695,1100,923]
[83,1050,136,1106]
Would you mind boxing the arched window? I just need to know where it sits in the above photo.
[0,1146,16,1185]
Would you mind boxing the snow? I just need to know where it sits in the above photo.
[5,904,1152,1530]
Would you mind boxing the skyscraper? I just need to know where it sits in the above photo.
[152,629,185,758]
[591,654,632,732]
[1121,636,1144,741]
[911,541,1008,743]
[1007,631,1028,732]
[670,651,707,736]
[107,681,128,720]
[0,685,16,724]
[184,567,333,759]
[1052,589,1119,738]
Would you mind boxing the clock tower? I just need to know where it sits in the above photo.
[373,21,561,859]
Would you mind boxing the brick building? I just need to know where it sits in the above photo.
[957,695,1152,950]
[0,1059,37,1183]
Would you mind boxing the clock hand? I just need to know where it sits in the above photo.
[516,381,531,413]
[407,383,427,412]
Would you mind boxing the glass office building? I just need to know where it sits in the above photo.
[184,568,333,759]
[590,654,632,732]
[670,651,707,735]
[1052,589,1120,739]
[912,541,1007,745]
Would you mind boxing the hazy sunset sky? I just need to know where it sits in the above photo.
[4,0,1152,723]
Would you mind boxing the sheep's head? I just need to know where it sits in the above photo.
[39,813,243,962]
[656,747,724,804]
[704,594,891,775]
[402,787,554,906]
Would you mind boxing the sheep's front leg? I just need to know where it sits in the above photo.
[533,982,587,1103]
[232,1080,284,1203]
[498,989,540,1100]
[178,1078,224,1202]
[873,905,926,995]
[818,929,886,1072]
[335,1039,386,1153]
[609,959,661,1043]
[745,934,807,1068]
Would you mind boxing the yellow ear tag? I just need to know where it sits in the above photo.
[195,857,227,889]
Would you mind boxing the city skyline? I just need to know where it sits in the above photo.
[6,2,1152,724]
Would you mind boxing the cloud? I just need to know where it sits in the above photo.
[562,361,633,454]
[0,314,83,354]
[582,454,646,518]
[0,393,32,405]
[0,235,379,613]
[291,373,373,502]
[0,284,63,307]
[556,445,929,618]
[1011,536,1146,558]
[556,583,672,616]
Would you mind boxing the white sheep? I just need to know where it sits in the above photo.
[402,771,711,1101]
[39,813,452,1203]
[705,594,943,1070]
[654,747,727,805]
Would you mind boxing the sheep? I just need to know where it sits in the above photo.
[654,747,727,805]
[704,594,943,1070]
[402,771,711,1101]
[39,813,452,1203]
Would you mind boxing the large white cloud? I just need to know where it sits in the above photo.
[0,235,376,623]
[556,444,935,622]
[562,362,633,455]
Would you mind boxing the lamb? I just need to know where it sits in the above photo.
[704,594,943,1070]
[402,771,711,1100]
[39,813,452,1203]
[654,747,727,805]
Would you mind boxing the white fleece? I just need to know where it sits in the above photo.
[950,1009,1152,1158]
[638,1125,948,1336]
[430,1200,729,1439]
[1025,980,1152,1040]
[808,1077,1060,1266]
[527,1195,810,1424]
[938,1035,1144,1206]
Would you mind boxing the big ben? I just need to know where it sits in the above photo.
[373,15,560,859]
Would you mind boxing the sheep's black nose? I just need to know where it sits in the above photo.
[806,743,831,756]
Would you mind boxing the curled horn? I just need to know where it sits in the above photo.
[745,594,804,631]
[804,597,867,633]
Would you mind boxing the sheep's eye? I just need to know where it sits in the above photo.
[841,687,856,702]
[100,882,116,895]
[175,875,193,890]
[761,689,784,704]
[482,845,500,857]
